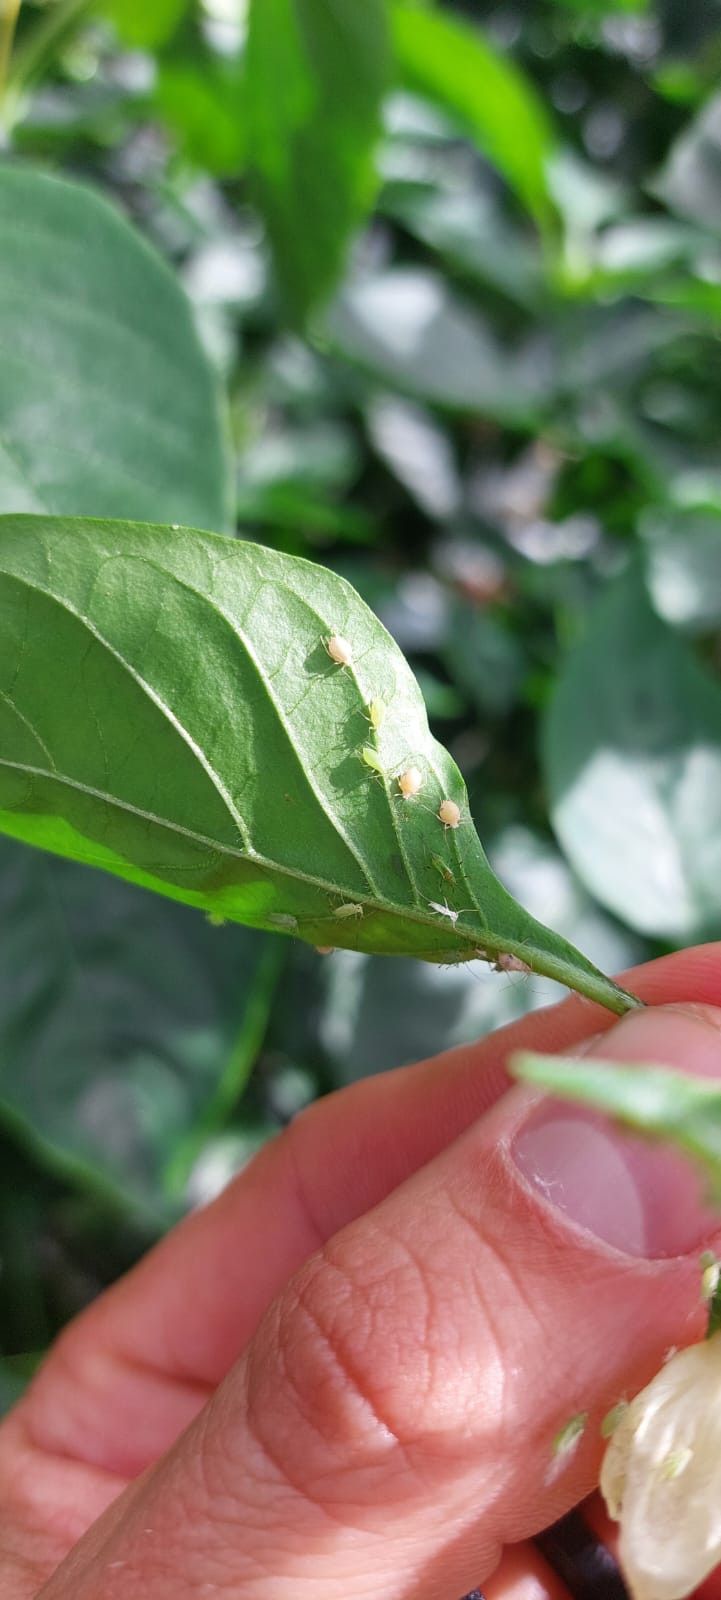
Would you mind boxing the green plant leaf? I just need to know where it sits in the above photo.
[511,1051,721,1204]
[100,0,189,47]
[245,0,391,323]
[0,839,282,1219]
[0,513,637,1013]
[543,566,721,941]
[156,55,247,175]
[642,509,721,633]
[326,267,549,423]
[392,2,557,225]
[0,165,232,531]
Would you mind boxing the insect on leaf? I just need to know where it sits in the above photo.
[0,516,639,1014]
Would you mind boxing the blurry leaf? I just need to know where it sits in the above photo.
[642,508,721,631]
[490,826,646,981]
[318,949,537,1082]
[392,3,557,224]
[156,57,247,175]
[383,185,542,308]
[0,166,232,530]
[327,268,551,422]
[246,0,391,322]
[0,841,282,1217]
[366,395,461,519]
[100,0,189,46]
[656,92,721,231]
[0,515,636,1011]
[319,824,644,1083]
[442,600,527,718]
[512,1052,721,1203]
[544,567,721,941]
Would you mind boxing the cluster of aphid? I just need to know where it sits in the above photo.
[325,633,462,830]
[260,632,531,975]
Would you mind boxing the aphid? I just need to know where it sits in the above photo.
[494,952,531,975]
[171,522,180,531]
[601,1401,629,1440]
[428,898,460,925]
[332,902,364,920]
[702,1252,720,1303]
[268,912,299,930]
[315,945,334,955]
[366,697,386,732]
[552,1412,588,1461]
[397,765,423,799]
[361,744,385,778]
[431,852,455,885]
[438,798,461,829]
[325,633,353,667]
[206,911,226,927]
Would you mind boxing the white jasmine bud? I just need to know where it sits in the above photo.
[601,1333,721,1600]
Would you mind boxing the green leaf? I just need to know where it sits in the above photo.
[0,165,231,531]
[156,56,247,176]
[0,839,282,1219]
[392,3,557,225]
[543,567,721,941]
[655,92,721,233]
[100,0,189,47]
[642,509,721,633]
[511,1051,721,1204]
[0,513,637,1013]
[326,268,549,423]
[318,826,645,1084]
[246,0,391,323]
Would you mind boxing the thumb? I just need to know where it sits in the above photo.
[40,1004,721,1600]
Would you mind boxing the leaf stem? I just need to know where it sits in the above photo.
[6,0,89,98]
[0,0,22,112]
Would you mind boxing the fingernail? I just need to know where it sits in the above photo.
[513,1006,721,1258]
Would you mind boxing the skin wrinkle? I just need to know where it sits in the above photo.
[5,968,721,1599]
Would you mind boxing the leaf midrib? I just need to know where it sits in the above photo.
[0,754,490,947]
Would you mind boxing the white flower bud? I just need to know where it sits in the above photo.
[601,1333,721,1600]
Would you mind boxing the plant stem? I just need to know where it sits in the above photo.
[7,0,89,95]
[0,0,22,107]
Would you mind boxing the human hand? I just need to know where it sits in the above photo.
[4,946,721,1600]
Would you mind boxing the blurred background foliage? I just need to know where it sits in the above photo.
[1,0,721,1393]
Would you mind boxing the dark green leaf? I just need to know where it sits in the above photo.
[392,3,557,224]
[246,0,391,322]
[512,1051,721,1204]
[543,567,721,941]
[0,166,231,531]
[0,514,636,1011]
[326,268,550,422]
[0,839,282,1218]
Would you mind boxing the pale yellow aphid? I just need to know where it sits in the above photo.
[366,697,386,732]
[397,766,423,799]
[361,744,385,777]
[438,798,461,829]
[268,912,298,930]
[325,633,353,667]
[431,852,455,885]
[315,945,334,955]
[332,902,364,920]
[206,911,226,928]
